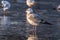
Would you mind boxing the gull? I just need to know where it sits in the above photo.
[26,8,53,39]
[26,8,52,26]
[57,5,60,12]
[26,0,36,7]
[1,0,11,16]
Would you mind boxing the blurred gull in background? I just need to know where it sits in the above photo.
[26,0,36,7]
[57,5,60,12]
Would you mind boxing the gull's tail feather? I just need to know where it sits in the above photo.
[40,19,53,25]
[43,21,53,25]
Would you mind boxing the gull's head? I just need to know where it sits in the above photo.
[2,0,6,4]
[26,8,33,14]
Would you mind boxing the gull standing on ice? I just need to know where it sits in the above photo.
[26,8,52,40]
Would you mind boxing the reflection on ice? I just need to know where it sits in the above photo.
[1,16,10,27]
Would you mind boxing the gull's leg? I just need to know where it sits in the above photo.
[4,9,9,16]
[35,26,37,37]
[33,26,37,37]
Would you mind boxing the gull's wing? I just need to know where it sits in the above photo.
[28,13,42,23]
[28,13,53,25]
